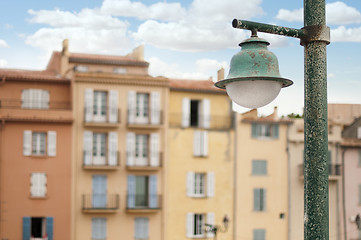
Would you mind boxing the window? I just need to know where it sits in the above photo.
[21,89,49,109]
[135,217,149,240]
[252,160,267,175]
[127,175,158,209]
[92,218,107,240]
[22,217,53,240]
[358,150,361,167]
[126,133,160,167]
[359,184,361,205]
[251,123,279,139]
[182,98,210,128]
[253,229,266,240]
[84,89,118,123]
[92,175,107,208]
[358,127,361,139]
[194,131,208,157]
[186,212,214,238]
[83,131,118,166]
[128,91,160,125]
[23,131,56,157]
[30,173,47,197]
[254,188,266,211]
[187,172,214,198]
[113,67,127,74]
[74,65,88,72]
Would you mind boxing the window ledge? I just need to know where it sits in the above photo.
[27,155,48,159]
[29,196,48,199]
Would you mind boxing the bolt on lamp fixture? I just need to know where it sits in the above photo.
[215,30,293,109]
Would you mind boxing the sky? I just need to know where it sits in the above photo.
[0,0,360,116]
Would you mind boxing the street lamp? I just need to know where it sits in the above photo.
[205,215,229,240]
[215,1,330,240]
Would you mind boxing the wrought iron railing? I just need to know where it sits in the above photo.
[83,151,120,168]
[126,194,162,209]
[299,164,342,177]
[82,194,119,210]
[125,152,163,168]
[0,99,71,110]
[127,109,163,125]
[83,107,120,123]
[168,113,233,129]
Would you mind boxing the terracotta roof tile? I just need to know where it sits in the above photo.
[169,79,225,94]
[0,68,68,82]
[68,52,149,66]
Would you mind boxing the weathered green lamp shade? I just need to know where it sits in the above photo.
[215,35,293,108]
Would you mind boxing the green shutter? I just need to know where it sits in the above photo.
[254,189,260,211]
[46,217,53,240]
[252,123,257,138]
[253,229,266,240]
[272,124,279,139]
[358,150,361,166]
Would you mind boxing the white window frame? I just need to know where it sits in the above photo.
[187,172,214,198]
[186,212,215,238]
[194,131,208,157]
[22,89,49,109]
[32,132,46,155]
[135,134,148,166]
[30,172,47,197]
[93,91,107,122]
[92,133,107,165]
[194,213,204,237]
[194,173,205,197]
[135,93,149,124]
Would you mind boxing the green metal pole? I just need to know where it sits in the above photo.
[303,0,329,240]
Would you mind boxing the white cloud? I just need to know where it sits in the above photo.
[148,57,227,80]
[328,73,335,78]
[101,0,187,21]
[25,27,133,55]
[276,1,361,25]
[0,59,8,67]
[4,24,13,29]
[331,26,361,42]
[0,39,9,48]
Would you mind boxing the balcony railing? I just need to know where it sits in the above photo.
[83,151,120,170]
[83,107,120,124]
[82,194,119,212]
[126,152,163,170]
[298,164,342,180]
[126,194,162,211]
[127,109,163,126]
[0,99,71,110]
[169,113,233,129]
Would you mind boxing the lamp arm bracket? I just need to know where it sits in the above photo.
[300,25,330,45]
[232,19,305,39]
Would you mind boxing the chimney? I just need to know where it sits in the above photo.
[127,45,144,61]
[60,39,70,76]
[273,106,278,120]
[217,68,225,81]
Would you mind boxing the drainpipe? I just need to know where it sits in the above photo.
[287,122,291,240]
[233,111,238,240]
[341,148,347,240]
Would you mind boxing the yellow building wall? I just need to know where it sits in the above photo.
[235,113,289,240]
[166,90,234,240]
[71,74,168,240]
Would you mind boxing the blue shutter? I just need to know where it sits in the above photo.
[92,175,107,208]
[253,229,266,240]
[127,175,136,208]
[251,123,257,138]
[254,189,260,211]
[135,217,149,239]
[23,217,31,240]
[272,124,279,139]
[46,217,54,240]
[149,175,158,208]
[261,189,267,211]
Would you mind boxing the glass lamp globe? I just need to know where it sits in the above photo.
[215,34,293,108]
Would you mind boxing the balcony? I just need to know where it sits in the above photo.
[83,151,120,170]
[298,164,342,181]
[0,99,72,123]
[127,109,163,128]
[82,194,119,213]
[169,113,233,130]
[83,107,120,127]
[126,152,163,171]
[126,194,162,213]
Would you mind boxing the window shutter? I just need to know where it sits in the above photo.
[108,90,118,123]
[359,184,361,205]
[254,188,260,211]
[83,131,93,165]
[149,175,158,208]
[100,218,106,239]
[40,173,47,197]
[273,124,279,139]
[84,88,93,122]
[202,99,211,129]
[194,131,201,157]
[108,132,118,166]
[143,218,149,239]
[207,172,215,197]
[22,89,30,108]
[201,131,208,156]
[30,173,38,196]
[206,212,215,238]
[254,229,266,240]
[23,130,32,156]
[42,90,50,109]
[358,150,361,166]
[186,213,194,238]
[126,133,136,166]
[46,217,54,240]
[23,217,31,240]
[150,133,160,167]
[151,91,161,125]
[262,189,267,211]
[127,175,136,208]
[182,98,190,127]
[128,91,136,124]
[251,123,257,138]
[327,150,332,165]
[47,131,56,157]
[357,127,361,139]
[187,172,195,197]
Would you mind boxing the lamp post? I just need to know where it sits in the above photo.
[205,215,229,240]
[214,0,330,239]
